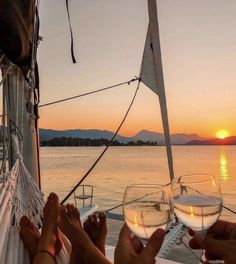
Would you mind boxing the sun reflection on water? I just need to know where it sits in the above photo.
[219,148,229,181]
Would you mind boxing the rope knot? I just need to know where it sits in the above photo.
[14,153,23,160]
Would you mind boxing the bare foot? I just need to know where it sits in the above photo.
[20,216,40,263]
[37,193,62,257]
[83,212,107,255]
[59,204,111,264]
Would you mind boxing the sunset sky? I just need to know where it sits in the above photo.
[38,0,236,138]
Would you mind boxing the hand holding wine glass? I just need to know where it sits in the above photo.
[189,220,236,263]
[114,224,165,264]
[171,174,223,263]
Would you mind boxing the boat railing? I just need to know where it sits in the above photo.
[73,184,94,208]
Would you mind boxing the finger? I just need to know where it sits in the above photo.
[118,224,132,243]
[141,229,165,260]
[203,237,233,257]
[205,251,223,261]
[188,228,195,237]
[189,231,205,249]
[131,236,143,254]
[189,238,201,249]
[207,220,236,238]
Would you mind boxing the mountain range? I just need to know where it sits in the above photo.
[39,129,206,145]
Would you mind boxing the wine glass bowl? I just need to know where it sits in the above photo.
[123,184,173,240]
[171,174,222,231]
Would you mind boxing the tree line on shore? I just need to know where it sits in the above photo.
[40,137,158,147]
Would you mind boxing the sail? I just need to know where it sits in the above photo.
[140,26,159,95]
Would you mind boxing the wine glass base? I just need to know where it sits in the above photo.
[139,238,148,246]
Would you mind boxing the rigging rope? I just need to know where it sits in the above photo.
[181,234,204,263]
[105,183,236,215]
[105,202,236,216]
[0,141,10,176]
[39,77,139,108]
[0,65,12,87]
[222,205,236,215]
[61,79,141,204]
[0,54,5,64]
[65,0,76,63]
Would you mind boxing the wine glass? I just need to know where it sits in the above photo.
[123,184,173,241]
[171,174,222,232]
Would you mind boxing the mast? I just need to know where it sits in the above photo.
[147,0,174,180]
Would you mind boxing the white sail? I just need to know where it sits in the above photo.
[140,26,158,94]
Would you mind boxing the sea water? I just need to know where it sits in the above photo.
[40,146,236,222]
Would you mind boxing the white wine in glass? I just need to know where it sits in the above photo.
[171,174,222,231]
[123,184,173,240]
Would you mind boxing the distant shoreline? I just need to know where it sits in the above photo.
[40,137,236,147]
[40,137,159,147]
[39,128,206,145]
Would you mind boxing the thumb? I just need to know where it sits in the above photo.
[141,229,165,261]
[203,236,233,258]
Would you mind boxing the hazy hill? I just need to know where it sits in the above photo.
[171,133,204,144]
[186,136,236,145]
[132,130,163,143]
[133,130,204,144]
[39,128,205,145]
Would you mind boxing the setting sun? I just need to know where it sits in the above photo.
[216,130,229,139]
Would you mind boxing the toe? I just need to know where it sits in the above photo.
[98,212,106,225]
[83,220,89,231]
[66,204,73,218]
[92,213,98,224]
[74,206,81,220]
[49,193,59,204]
[20,216,38,233]
[20,215,30,227]
[71,204,76,216]
[88,214,93,224]
[59,206,67,222]
[98,212,107,236]
[60,205,67,217]
[71,205,78,220]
